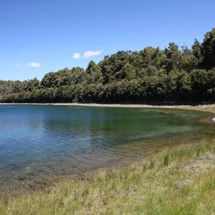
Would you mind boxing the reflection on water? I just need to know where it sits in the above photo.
[0,105,214,195]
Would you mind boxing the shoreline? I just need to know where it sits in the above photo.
[1,102,215,114]
[0,102,215,108]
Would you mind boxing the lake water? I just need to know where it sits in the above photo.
[0,105,214,195]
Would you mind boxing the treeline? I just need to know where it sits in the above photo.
[1,28,215,104]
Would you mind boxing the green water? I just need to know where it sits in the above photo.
[0,105,214,195]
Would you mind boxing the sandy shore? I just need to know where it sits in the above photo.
[1,102,215,113]
[54,103,177,109]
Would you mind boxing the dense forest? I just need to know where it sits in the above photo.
[1,28,215,104]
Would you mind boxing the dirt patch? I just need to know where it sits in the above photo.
[181,154,215,173]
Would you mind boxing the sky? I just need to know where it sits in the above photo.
[0,0,214,81]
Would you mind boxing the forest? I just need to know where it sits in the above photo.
[0,28,215,104]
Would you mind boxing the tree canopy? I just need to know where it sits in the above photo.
[1,28,215,104]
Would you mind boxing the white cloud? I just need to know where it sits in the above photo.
[26,62,41,68]
[72,53,81,59]
[84,50,103,58]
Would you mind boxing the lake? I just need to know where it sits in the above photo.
[0,105,214,195]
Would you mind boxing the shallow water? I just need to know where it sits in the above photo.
[0,105,214,195]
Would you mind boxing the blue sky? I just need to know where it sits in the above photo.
[0,0,214,81]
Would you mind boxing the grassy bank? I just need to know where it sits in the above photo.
[0,140,214,215]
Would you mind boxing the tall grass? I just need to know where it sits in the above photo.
[0,139,214,215]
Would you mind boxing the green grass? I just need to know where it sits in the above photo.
[0,139,214,215]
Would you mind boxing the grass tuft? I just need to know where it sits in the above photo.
[163,154,170,166]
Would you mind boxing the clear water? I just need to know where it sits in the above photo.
[0,105,214,195]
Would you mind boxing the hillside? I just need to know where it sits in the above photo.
[1,28,215,104]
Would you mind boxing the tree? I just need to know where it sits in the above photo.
[86,61,103,84]
[191,69,210,101]
[165,43,183,72]
[201,28,215,70]
[192,39,202,67]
